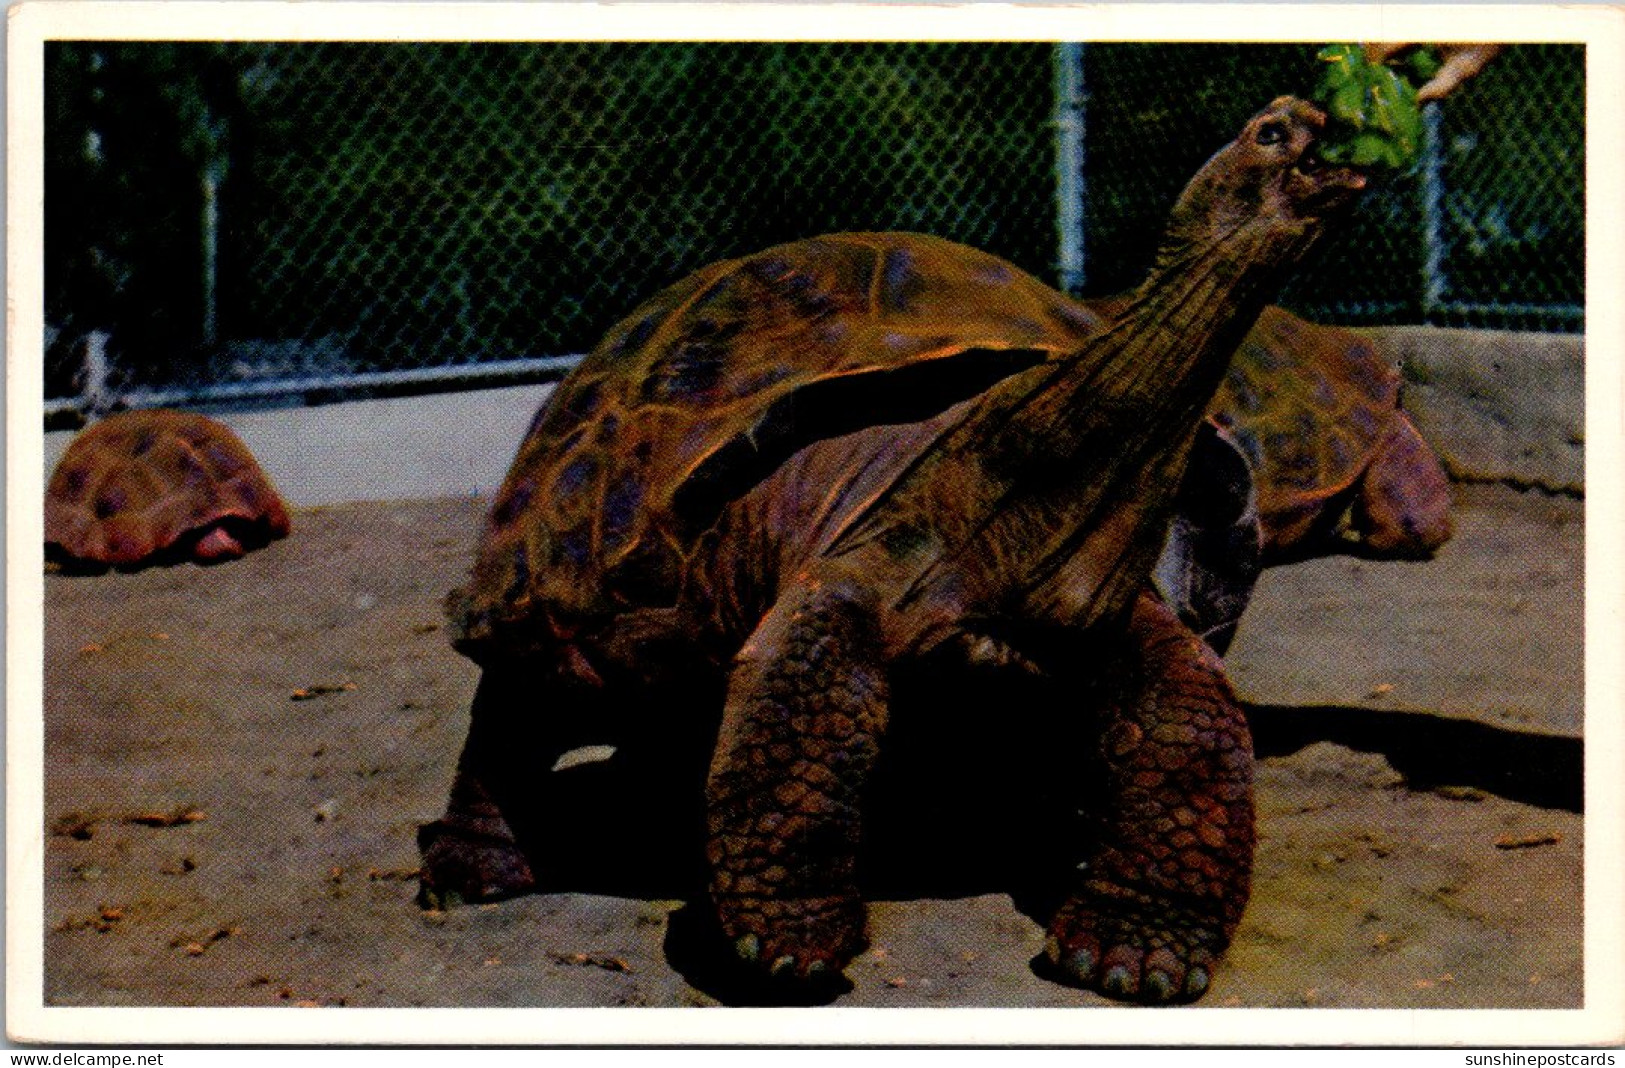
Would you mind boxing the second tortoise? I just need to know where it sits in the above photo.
[45,409,291,571]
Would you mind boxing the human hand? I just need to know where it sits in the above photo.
[1363,44,1505,102]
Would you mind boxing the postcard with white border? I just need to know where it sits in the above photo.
[7,1,1624,1048]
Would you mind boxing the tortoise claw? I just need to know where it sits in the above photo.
[1065,946,1099,984]
[1047,893,1227,1004]
[1142,968,1178,1004]
[1102,964,1136,1000]
[416,885,462,912]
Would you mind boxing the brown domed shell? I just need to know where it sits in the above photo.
[1206,306,1402,547]
[46,409,291,569]
[451,232,1106,655]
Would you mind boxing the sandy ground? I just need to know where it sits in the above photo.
[39,483,1582,1012]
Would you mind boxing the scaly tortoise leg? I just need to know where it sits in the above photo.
[705,578,888,981]
[1047,589,1254,1004]
[418,664,603,909]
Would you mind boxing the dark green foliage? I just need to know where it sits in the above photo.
[211,42,1056,370]
[42,42,1583,399]
[44,43,237,387]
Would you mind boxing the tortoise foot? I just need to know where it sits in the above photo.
[416,818,536,910]
[1045,893,1225,1004]
[715,892,866,983]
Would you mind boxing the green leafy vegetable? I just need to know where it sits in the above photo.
[1313,44,1441,170]
[1400,47,1444,85]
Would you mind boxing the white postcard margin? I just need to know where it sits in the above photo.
[6,1,1623,1047]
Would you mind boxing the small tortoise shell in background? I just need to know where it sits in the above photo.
[46,409,291,570]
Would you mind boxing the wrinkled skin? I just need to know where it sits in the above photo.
[422,97,1369,1003]
[45,409,291,571]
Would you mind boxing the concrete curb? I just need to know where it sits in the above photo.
[1366,326,1585,495]
[42,327,1585,506]
[44,383,556,508]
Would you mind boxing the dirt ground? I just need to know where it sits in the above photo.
[38,483,1583,1013]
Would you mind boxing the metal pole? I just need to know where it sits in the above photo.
[80,330,114,419]
[201,167,220,347]
[197,90,228,350]
[1419,101,1446,320]
[1053,42,1087,295]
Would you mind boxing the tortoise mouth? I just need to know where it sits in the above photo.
[1286,148,1369,219]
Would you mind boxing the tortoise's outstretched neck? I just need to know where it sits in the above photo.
[955,225,1304,625]
[987,209,1319,492]
[1101,219,1318,418]
[828,234,1308,633]
[828,98,1367,635]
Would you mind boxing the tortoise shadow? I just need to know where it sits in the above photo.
[520,664,1082,896]
[1246,702,1583,813]
[498,665,1077,1003]
[490,667,1581,1004]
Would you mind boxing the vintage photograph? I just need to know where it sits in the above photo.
[8,2,1619,1047]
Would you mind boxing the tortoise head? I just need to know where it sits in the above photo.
[1162,96,1369,267]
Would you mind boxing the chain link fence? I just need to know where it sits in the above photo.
[42,42,1584,417]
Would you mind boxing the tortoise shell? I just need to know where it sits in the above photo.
[452,233,1448,656]
[1207,306,1449,556]
[451,232,1106,654]
[46,409,291,570]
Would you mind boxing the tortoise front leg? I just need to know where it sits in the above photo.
[705,579,888,981]
[418,664,606,909]
[1047,589,1254,1004]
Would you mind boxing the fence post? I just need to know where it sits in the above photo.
[1418,101,1446,320]
[1052,42,1087,295]
[197,100,228,350]
[80,330,114,418]
[201,166,220,347]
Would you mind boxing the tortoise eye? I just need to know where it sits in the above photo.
[1256,121,1288,146]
